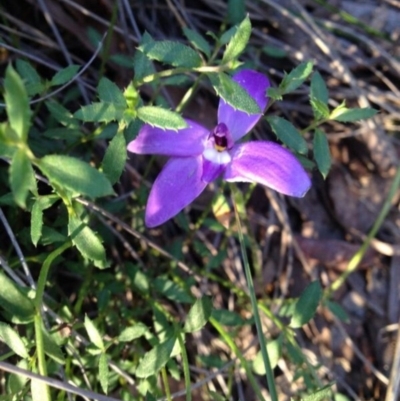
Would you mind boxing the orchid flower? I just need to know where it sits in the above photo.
[128,69,311,227]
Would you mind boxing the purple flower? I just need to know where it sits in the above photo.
[128,69,311,227]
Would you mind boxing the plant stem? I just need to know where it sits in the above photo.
[161,366,172,401]
[231,186,278,401]
[177,331,191,401]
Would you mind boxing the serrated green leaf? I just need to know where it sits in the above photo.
[210,73,260,114]
[310,71,329,104]
[330,107,378,122]
[267,87,283,101]
[280,61,314,94]
[222,15,251,63]
[0,322,29,358]
[101,131,127,185]
[138,40,202,68]
[50,65,80,86]
[42,328,65,364]
[136,335,176,378]
[38,155,114,199]
[211,309,245,326]
[290,281,322,328]
[266,116,308,154]
[118,323,148,342]
[253,336,281,374]
[16,60,44,96]
[4,65,31,141]
[74,102,125,123]
[310,97,330,120]
[10,149,37,208]
[0,271,35,324]
[133,33,156,82]
[68,215,108,269]
[98,77,126,108]
[137,106,187,130]
[99,353,109,394]
[46,101,79,128]
[313,129,331,178]
[184,297,213,333]
[84,315,104,350]
[183,28,210,58]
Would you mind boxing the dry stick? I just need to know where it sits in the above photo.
[385,319,400,401]
[0,208,36,289]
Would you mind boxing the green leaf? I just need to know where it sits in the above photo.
[262,45,287,58]
[310,71,329,104]
[310,72,330,120]
[290,281,322,328]
[0,322,29,358]
[266,116,308,154]
[10,149,37,208]
[137,106,187,130]
[154,277,193,304]
[310,98,330,120]
[31,201,44,246]
[227,0,246,25]
[133,33,156,82]
[99,353,109,394]
[136,335,176,378]
[313,129,331,178]
[74,102,125,123]
[330,106,378,122]
[98,77,127,108]
[280,61,314,94]
[138,40,202,68]
[252,336,281,374]
[42,329,65,364]
[183,28,211,58]
[84,315,104,350]
[118,323,148,342]
[4,65,31,141]
[267,87,283,101]
[101,131,127,184]
[0,271,35,324]
[7,360,29,395]
[68,214,108,269]
[210,73,260,114]
[211,309,245,326]
[46,101,79,128]
[183,297,213,333]
[16,59,44,96]
[50,65,80,86]
[222,15,251,63]
[38,155,114,199]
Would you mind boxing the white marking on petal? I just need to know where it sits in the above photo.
[203,148,231,165]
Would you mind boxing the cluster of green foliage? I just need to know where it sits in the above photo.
[0,15,376,401]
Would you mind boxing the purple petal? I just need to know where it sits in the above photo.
[145,156,207,227]
[127,119,209,157]
[224,141,311,197]
[218,70,270,142]
[201,158,225,183]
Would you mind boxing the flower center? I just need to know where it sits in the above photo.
[211,122,233,152]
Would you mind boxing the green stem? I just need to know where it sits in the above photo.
[34,314,51,401]
[327,164,400,295]
[177,331,191,401]
[161,366,172,401]
[231,186,278,401]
